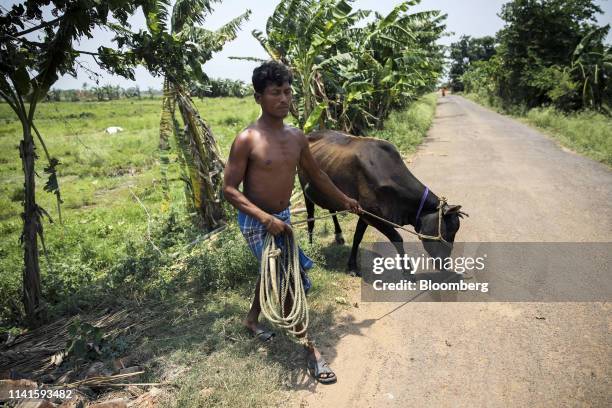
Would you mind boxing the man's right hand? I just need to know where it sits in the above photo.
[263,215,292,236]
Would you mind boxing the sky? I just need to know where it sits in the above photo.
[2,0,611,90]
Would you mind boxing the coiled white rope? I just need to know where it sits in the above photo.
[259,228,309,336]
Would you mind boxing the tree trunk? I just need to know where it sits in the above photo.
[159,79,174,203]
[19,122,44,327]
[175,89,226,230]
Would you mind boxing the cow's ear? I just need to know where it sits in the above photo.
[443,204,462,216]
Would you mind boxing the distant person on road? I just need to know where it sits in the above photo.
[223,60,361,384]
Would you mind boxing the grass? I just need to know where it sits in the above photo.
[462,92,612,166]
[368,93,438,154]
[0,93,437,407]
[0,97,261,324]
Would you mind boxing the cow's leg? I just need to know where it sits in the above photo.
[348,217,368,274]
[330,211,345,245]
[367,218,412,274]
[305,195,315,244]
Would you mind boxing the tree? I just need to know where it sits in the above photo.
[332,2,446,132]
[252,0,370,132]
[496,0,605,108]
[0,0,142,327]
[448,35,496,92]
[105,0,250,230]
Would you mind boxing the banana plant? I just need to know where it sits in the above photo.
[570,25,612,110]
[252,0,446,135]
[109,0,250,230]
[319,2,446,133]
[0,0,148,327]
[252,0,370,132]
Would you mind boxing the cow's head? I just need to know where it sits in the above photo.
[418,204,466,260]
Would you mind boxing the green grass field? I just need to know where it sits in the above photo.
[0,94,437,407]
[0,97,260,321]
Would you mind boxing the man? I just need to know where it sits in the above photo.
[223,61,360,384]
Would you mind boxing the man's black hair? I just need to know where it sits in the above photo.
[252,61,292,94]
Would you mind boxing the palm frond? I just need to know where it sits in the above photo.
[171,0,218,33]
[140,0,170,34]
[214,10,252,46]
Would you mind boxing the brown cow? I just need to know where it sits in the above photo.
[298,130,465,274]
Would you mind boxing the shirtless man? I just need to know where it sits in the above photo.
[223,61,360,384]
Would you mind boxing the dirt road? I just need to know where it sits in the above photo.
[296,95,611,407]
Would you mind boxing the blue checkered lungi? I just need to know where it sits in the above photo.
[237,207,313,293]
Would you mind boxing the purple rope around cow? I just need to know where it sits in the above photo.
[414,186,429,231]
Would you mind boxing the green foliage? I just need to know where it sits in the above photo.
[103,2,251,86]
[190,78,252,98]
[525,107,612,165]
[47,85,144,102]
[65,318,130,363]
[251,0,446,134]
[448,35,496,92]
[461,56,505,106]
[66,318,104,362]
[568,26,612,110]
[188,227,258,293]
[459,0,610,112]
[1,1,140,103]
[368,93,437,153]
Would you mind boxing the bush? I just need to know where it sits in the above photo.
[189,227,259,293]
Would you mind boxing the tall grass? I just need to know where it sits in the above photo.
[369,93,438,153]
[525,107,612,165]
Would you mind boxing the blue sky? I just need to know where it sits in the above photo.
[2,0,610,89]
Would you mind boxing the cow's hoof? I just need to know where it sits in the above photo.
[334,233,345,245]
[347,264,360,277]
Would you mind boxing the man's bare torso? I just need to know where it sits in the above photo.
[242,123,303,214]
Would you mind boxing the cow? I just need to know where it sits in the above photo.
[298,130,466,274]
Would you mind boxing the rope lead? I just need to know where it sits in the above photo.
[259,229,309,336]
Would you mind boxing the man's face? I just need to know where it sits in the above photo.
[255,81,292,119]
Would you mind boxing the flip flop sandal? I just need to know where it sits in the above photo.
[252,327,275,342]
[308,357,337,384]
